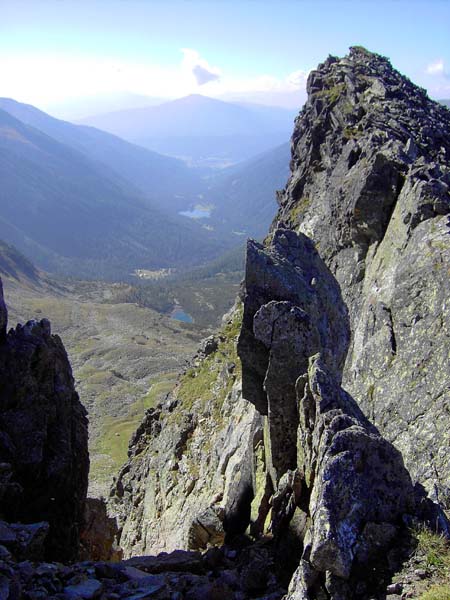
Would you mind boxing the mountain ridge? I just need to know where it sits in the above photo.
[0,96,203,214]
[1,47,450,600]
[79,94,296,164]
[0,106,235,279]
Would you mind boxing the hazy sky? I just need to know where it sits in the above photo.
[1,0,450,113]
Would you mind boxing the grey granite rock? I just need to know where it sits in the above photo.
[274,46,450,502]
[285,356,415,598]
[238,229,350,487]
[0,277,89,561]
[109,305,264,556]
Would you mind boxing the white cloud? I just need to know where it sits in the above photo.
[0,48,310,109]
[426,59,445,75]
[287,69,308,88]
[181,48,221,86]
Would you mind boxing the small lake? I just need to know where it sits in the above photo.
[171,308,193,323]
[179,206,211,219]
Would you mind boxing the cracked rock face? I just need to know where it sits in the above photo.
[238,231,419,599]
[238,229,350,485]
[275,46,450,502]
[0,277,89,561]
[109,310,264,557]
[286,357,415,599]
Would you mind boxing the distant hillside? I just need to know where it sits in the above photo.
[0,97,202,214]
[204,142,291,238]
[439,99,450,108]
[0,239,40,283]
[80,94,296,165]
[0,109,233,279]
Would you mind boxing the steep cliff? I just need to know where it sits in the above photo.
[0,276,89,560]
[110,305,264,556]
[274,46,450,503]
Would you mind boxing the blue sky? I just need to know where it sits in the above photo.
[1,0,449,113]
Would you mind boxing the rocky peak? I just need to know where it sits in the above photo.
[278,47,450,258]
[274,47,450,502]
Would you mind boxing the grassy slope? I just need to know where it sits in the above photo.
[3,271,205,497]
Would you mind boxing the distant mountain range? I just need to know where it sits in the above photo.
[0,97,202,215]
[79,94,296,165]
[0,107,233,279]
[44,92,166,121]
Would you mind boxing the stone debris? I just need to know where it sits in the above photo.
[0,545,286,599]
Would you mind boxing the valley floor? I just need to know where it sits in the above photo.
[4,276,205,496]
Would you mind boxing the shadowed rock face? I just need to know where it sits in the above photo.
[238,229,350,483]
[0,278,7,340]
[275,46,450,501]
[287,357,416,599]
[0,277,89,560]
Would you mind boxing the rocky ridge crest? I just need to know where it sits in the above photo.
[274,46,450,502]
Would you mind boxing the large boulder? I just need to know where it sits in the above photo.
[238,229,350,488]
[286,356,415,599]
[0,278,89,560]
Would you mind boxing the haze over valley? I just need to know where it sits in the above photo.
[0,89,290,493]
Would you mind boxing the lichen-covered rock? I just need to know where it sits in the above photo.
[238,229,349,487]
[238,230,425,598]
[109,307,264,556]
[285,356,415,599]
[275,46,450,503]
[0,277,89,560]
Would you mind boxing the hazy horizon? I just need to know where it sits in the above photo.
[1,0,449,120]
